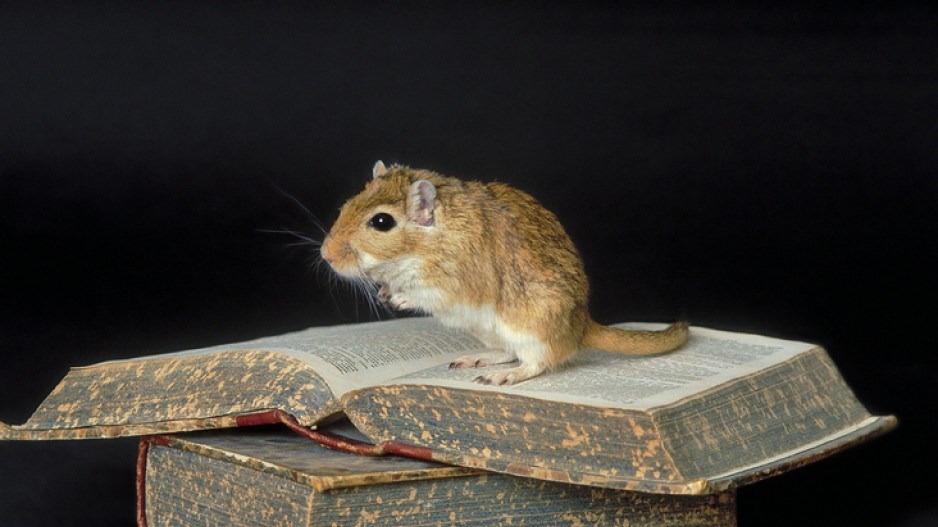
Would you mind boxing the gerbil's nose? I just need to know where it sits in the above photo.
[320,235,339,266]
[320,235,331,261]
[320,243,334,265]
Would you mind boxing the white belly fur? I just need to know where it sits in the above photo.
[435,303,548,366]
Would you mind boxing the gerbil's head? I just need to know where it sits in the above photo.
[320,161,443,282]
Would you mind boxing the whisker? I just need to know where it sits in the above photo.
[256,228,322,247]
[271,184,329,235]
[353,271,381,321]
[356,280,373,320]
[301,239,386,322]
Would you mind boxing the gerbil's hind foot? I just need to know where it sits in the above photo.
[449,350,516,369]
[474,363,546,386]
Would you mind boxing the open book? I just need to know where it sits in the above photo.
[1,317,895,494]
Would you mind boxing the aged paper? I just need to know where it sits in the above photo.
[386,324,817,410]
[105,319,814,407]
[127,317,486,398]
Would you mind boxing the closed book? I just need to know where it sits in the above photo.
[139,422,736,527]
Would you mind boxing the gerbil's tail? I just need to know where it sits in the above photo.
[583,320,690,355]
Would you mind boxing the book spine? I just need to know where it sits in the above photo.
[137,435,171,527]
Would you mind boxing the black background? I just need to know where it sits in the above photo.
[2,3,936,526]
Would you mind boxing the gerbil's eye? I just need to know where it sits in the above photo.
[368,213,396,232]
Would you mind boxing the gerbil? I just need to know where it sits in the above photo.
[321,161,689,385]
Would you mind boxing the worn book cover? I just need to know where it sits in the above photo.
[140,423,736,527]
[1,317,895,494]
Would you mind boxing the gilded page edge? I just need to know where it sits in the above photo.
[71,347,296,370]
[646,346,824,417]
[347,394,896,495]
[421,448,711,495]
[703,414,897,491]
[1,348,344,439]
[2,414,243,440]
[419,415,894,495]
[312,467,483,493]
[343,385,686,487]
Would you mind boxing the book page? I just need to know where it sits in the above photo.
[384,324,817,410]
[119,317,488,398]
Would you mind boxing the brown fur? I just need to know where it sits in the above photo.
[321,163,688,385]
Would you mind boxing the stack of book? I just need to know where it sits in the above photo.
[1,317,894,526]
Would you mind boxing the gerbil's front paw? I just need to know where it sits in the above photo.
[390,293,415,310]
[377,284,393,304]
[376,285,414,311]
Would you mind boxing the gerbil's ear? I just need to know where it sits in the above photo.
[407,179,436,227]
[372,160,389,179]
